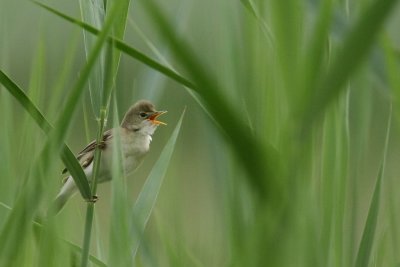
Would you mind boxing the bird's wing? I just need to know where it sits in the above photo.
[61,129,113,177]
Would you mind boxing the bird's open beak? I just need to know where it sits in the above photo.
[147,111,167,125]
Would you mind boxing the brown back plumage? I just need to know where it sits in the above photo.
[61,130,113,176]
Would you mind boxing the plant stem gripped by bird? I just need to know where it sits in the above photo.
[51,100,167,214]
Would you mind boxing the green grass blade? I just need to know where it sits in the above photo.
[77,0,129,265]
[354,165,382,267]
[270,0,302,93]
[141,0,280,200]
[0,70,91,200]
[239,0,275,46]
[68,241,108,267]
[298,0,333,114]
[59,147,91,200]
[33,1,215,141]
[79,0,105,117]
[108,0,130,74]
[354,105,392,267]
[0,70,50,131]
[382,35,400,117]
[126,17,216,123]
[34,1,265,196]
[33,1,196,91]
[0,202,108,267]
[306,0,399,124]
[0,0,121,262]
[79,0,131,263]
[49,4,119,150]
[131,109,185,258]
[107,97,131,266]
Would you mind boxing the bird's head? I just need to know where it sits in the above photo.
[121,100,167,134]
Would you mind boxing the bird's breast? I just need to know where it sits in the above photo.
[121,132,151,174]
[123,132,151,155]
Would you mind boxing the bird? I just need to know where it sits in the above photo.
[52,100,166,213]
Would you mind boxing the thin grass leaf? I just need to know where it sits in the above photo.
[0,0,122,262]
[0,202,108,267]
[382,35,400,116]
[83,0,130,256]
[33,1,196,91]
[79,0,105,117]
[270,0,302,93]
[354,165,383,267]
[35,0,277,198]
[141,0,280,200]
[239,0,275,46]
[0,70,91,200]
[107,96,132,266]
[49,4,120,152]
[108,0,130,72]
[354,104,392,267]
[127,16,215,124]
[47,32,80,115]
[382,36,400,262]
[131,109,185,258]
[0,70,50,131]
[77,0,130,266]
[298,0,333,114]
[68,241,108,267]
[33,1,215,136]
[306,0,399,124]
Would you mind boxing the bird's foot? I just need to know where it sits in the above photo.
[86,195,98,203]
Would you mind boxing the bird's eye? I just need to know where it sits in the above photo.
[139,112,147,118]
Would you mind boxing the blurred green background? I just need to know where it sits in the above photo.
[1,0,400,266]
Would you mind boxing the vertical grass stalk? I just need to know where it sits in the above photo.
[79,0,127,265]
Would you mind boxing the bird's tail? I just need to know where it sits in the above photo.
[48,177,76,216]
[49,193,70,215]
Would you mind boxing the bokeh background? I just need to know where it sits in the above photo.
[1,0,400,266]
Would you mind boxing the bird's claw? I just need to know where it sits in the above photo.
[86,195,98,203]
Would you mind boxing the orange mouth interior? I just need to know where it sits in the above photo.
[148,111,167,125]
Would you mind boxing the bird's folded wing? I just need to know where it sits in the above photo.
[61,130,113,177]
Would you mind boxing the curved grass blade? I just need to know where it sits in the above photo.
[34,0,280,199]
[68,241,108,267]
[306,0,399,124]
[298,0,333,114]
[382,35,400,116]
[1,0,122,262]
[79,0,105,117]
[33,1,215,143]
[131,109,185,258]
[32,2,279,198]
[49,0,121,152]
[0,202,108,267]
[81,0,130,265]
[75,0,130,265]
[0,70,91,200]
[354,104,392,267]
[33,1,196,91]
[239,0,275,46]
[141,0,280,200]
[107,96,133,266]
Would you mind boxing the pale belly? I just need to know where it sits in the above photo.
[97,132,150,181]
[61,130,153,197]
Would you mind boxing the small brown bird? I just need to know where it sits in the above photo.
[54,100,166,212]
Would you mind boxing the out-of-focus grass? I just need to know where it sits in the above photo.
[1,0,400,266]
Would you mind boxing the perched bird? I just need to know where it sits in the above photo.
[53,100,166,213]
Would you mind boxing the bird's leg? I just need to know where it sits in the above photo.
[86,195,98,203]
